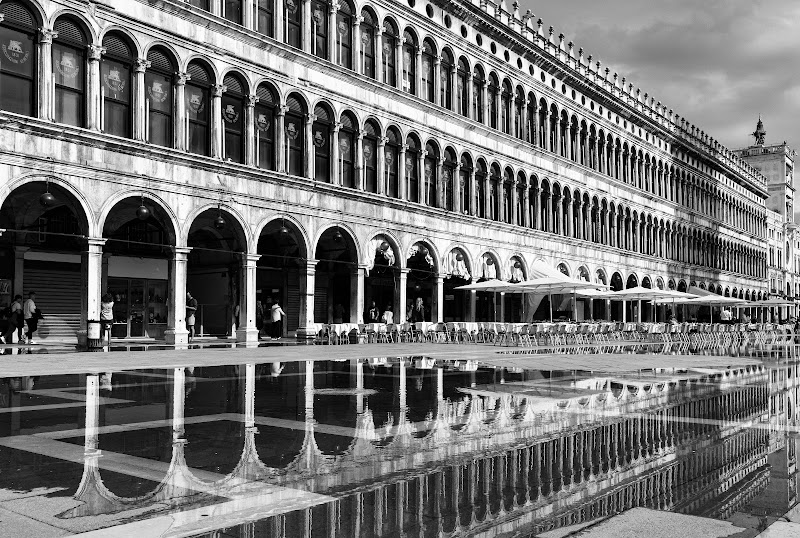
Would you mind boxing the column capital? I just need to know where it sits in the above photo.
[401,143,409,152]
[39,28,57,44]
[354,14,364,25]
[277,105,289,116]
[176,71,191,85]
[241,253,262,264]
[305,112,316,124]
[399,268,411,276]
[246,94,259,107]
[378,136,388,146]
[134,58,151,73]
[356,130,365,140]
[86,237,107,249]
[212,84,227,97]
[88,44,106,61]
[171,246,192,257]
[332,121,342,132]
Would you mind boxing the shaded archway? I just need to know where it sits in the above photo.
[442,247,471,322]
[475,252,500,322]
[594,269,608,320]
[504,256,526,322]
[406,241,437,321]
[102,195,177,339]
[186,208,248,337]
[314,227,357,323]
[0,180,91,341]
[364,234,400,323]
[256,219,308,337]
[625,273,638,321]
[610,271,623,321]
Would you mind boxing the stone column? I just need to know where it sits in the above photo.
[78,238,106,346]
[276,105,287,173]
[245,95,258,166]
[533,187,541,229]
[510,180,519,226]
[484,175,491,221]
[399,144,408,200]
[395,37,404,90]
[133,58,150,141]
[38,29,56,121]
[352,16,362,75]
[377,136,388,195]
[211,83,226,159]
[305,112,316,180]
[242,0,255,29]
[302,0,312,54]
[87,45,105,131]
[296,259,317,340]
[350,264,367,323]
[175,72,190,150]
[432,55,441,106]
[567,196,575,238]
[236,254,261,343]
[482,82,490,127]
[275,0,285,41]
[469,288,477,322]
[396,268,409,323]
[356,130,365,189]
[433,274,445,323]
[12,246,28,299]
[330,121,341,185]
[521,187,529,227]
[414,47,422,97]
[465,72,473,119]
[328,4,338,63]
[165,247,191,345]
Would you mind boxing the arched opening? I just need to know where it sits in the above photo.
[186,60,214,156]
[314,227,356,323]
[440,49,454,109]
[610,272,623,321]
[186,208,247,337]
[406,242,437,321]
[0,1,38,117]
[53,16,88,128]
[594,269,608,320]
[145,46,176,147]
[421,39,436,103]
[285,93,306,176]
[402,29,417,95]
[256,219,307,337]
[0,181,90,341]
[424,141,439,208]
[334,0,354,68]
[641,276,652,322]
[625,273,638,321]
[385,126,401,198]
[381,19,398,87]
[313,103,334,183]
[405,134,420,203]
[443,247,471,322]
[363,119,379,193]
[102,195,176,339]
[364,234,400,323]
[472,65,484,123]
[255,83,277,170]
[459,154,473,215]
[504,256,526,322]
[101,32,135,138]
[443,147,457,211]
[475,253,500,322]
[222,72,247,163]
[360,9,377,78]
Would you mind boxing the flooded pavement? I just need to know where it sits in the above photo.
[1,344,799,537]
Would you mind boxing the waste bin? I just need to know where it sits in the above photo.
[87,320,103,349]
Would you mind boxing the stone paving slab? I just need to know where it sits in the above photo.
[538,508,746,537]
[757,521,800,537]
[0,342,763,377]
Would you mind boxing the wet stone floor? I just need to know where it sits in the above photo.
[1,344,799,537]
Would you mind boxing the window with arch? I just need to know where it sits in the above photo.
[312,104,332,183]
[385,127,400,198]
[526,94,536,144]
[514,87,524,140]
[516,172,525,225]
[101,33,134,138]
[284,94,305,176]
[145,47,175,147]
[222,73,246,163]
[285,0,302,49]
[52,17,87,127]
[382,20,398,87]
[311,0,328,59]
[443,148,456,211]
[476,159,487,219]
[406,135,420,203]
[440,49,453,110]
[335,1,353,68]
[489,164,500,221]
[472,66,484,123]
[457,57,468,117]
[224,0,243,24]
[402,30,416,95]
[255,84,276,170]
[503,168,513,224]
[257,0,274,37]
[339,111,356,188]
[488,74,499,130]
[424,142,438,208]
[501,79,512,135]
[360,9,376,78]
[186,60,212,156]
[421,40,435,103]
[459,153,472,215]
[364,120,379,193]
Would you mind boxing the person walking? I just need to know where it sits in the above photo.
[100,293,114,343]
[23,292,38,344]
[0,295,23,345]
[410,297,426,323]
[186,292,198,343]
[270,297,287,339]
[256,300,265,337]
[381,304,394,324]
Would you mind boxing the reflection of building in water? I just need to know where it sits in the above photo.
[61,360,776,536]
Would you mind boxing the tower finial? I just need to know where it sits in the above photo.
[752,115,766,146]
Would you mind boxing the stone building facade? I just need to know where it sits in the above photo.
[0,0,770,343]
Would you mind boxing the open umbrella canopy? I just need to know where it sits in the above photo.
[512,276,605,294]
[454,279,518,292]
[574,288,615,298]
[751,298,796,307]
[655,294,747,306]
[608,286,694,301]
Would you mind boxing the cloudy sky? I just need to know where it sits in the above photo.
[518,0,800,151]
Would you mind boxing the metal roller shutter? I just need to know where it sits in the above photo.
[23,261,81,341]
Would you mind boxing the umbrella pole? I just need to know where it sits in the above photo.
[572,288,577,322]
[549,291,553,322]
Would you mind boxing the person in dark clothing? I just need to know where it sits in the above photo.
[410,297,426,323]
[0,295,23,344]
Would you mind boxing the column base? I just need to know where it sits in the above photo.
[236,327,260,343]
[165,328,189,346]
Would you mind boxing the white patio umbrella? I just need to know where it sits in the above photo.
[454,279,519,321]
[512,277,608,322]
[607,286,698,323]
[654,294,746,322]
[751,297,797,323]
